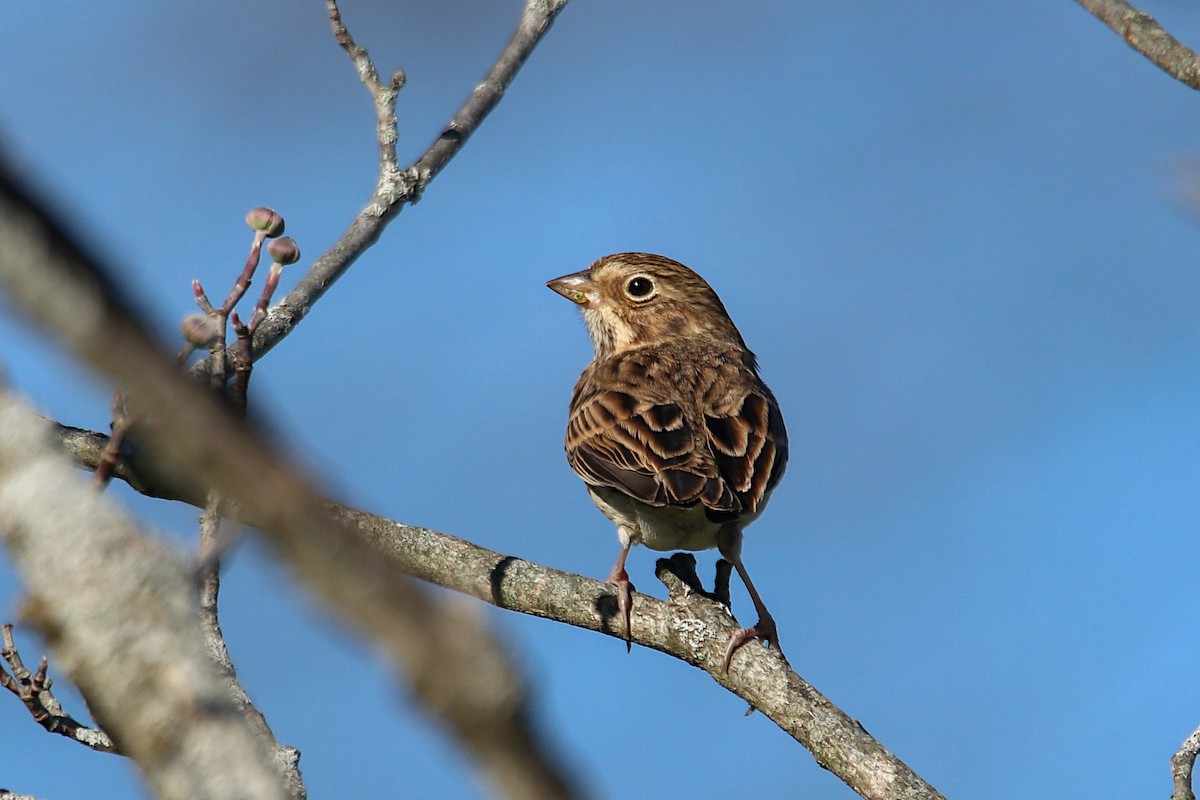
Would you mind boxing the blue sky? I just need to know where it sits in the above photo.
[2,1,1199,797]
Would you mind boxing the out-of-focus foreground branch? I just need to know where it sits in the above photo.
[0,157,580,800]
[1075,0,1200,90]
[2,3,580,798]
[0,0,946,796]
[0,390,293,800]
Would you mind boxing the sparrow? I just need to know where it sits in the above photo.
[547,253,788,670]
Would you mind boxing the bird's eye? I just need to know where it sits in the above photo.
[625,275,656,300]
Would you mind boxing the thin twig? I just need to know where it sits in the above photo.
[191,0,570,379]
[195,500,304,799]
[229,316,253,414]
[0,624,115,753]
[197,499,226,651]
[1075,0,1200,90]
[222,231,268,316]
[92,389,130,489]
[327,0,404,174]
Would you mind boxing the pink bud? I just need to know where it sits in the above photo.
[267,236,301,266]
[245,207,285,237]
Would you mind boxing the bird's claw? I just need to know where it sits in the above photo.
[723,614,785,672]
[607,568,635,652]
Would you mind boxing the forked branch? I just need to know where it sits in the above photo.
[193,0,571,377]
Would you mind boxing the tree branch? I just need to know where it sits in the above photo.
[0,624,115,753]
[0,389,293,800]
[0,150,580,800]
[192,0,570,380]
[1173,723,1200,800]
[1075,0,1200,90]
[57,420,945,800]
[1074,6,1200,795]
[0,3,944,796]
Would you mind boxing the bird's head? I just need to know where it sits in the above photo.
[547,253,745,357]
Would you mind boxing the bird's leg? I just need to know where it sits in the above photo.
[606,536,636,652]
[718,531,784,671]
[723,556,784,670]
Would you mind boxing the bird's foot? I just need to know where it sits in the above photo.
[606,566,635,652]
[657,553,715,599]
[723,613,786,673]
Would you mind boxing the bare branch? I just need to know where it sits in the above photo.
[1075,0,1200,90]
[1173,723,1200,800]
[192,0,570,378]
[57,421,945,800]
[56,423,206,506]
[0,155,580,800]
[196,502,305,797]
[326,0,405,174]
[348,511,944,800]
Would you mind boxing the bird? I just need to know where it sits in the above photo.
[547,252,788,670]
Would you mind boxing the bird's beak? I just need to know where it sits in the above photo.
[546,269,598,306]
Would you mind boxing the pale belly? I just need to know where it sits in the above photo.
[588,485,724,552]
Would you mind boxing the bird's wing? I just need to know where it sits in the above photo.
[566,354,787,517]
[703,380,788,518]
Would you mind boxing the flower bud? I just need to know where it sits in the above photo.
[267,236,301,266]
[245,207,285,237]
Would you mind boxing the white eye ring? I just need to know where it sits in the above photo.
[624,275,657,301]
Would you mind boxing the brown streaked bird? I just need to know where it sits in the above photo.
[547,252,788,669]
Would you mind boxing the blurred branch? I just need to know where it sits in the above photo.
[0,154,580,800]
[0,1,943,797]
[192,0,570,380]
[55,423,206,506]
[0,389,292,800]
[1075,0,1200,90]
[1173,723,1200,800]
[59,421,945,800]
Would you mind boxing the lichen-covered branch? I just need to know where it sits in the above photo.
[58,419,945,800]
[1173,723,1200,800]
[1075,0,1200,90]
[0,153,580,800]
[0,390,292,800]
[0,1,946,795]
